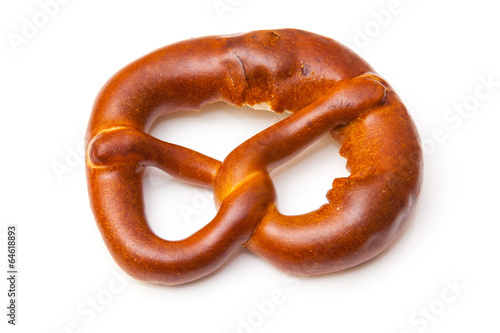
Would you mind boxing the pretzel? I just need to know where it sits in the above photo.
[85,29,423,285]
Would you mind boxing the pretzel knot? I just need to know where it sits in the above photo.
[85,29,423,285]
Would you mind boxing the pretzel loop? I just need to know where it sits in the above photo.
[85,29,423,285]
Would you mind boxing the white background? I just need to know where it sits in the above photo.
[1,0,499,332]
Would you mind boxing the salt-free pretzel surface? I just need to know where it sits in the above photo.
[85,29,423,285]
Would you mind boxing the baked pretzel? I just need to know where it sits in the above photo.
[85,29,423,285]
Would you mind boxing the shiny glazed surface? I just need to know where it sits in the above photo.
[85,29,423,285]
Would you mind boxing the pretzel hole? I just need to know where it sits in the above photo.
[143,168,216,241]
[148,102,289,160]
[271,134,350,215]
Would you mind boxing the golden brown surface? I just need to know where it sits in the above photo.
[85,29,423,285]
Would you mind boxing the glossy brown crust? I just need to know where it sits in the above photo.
[85,29,423,285]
